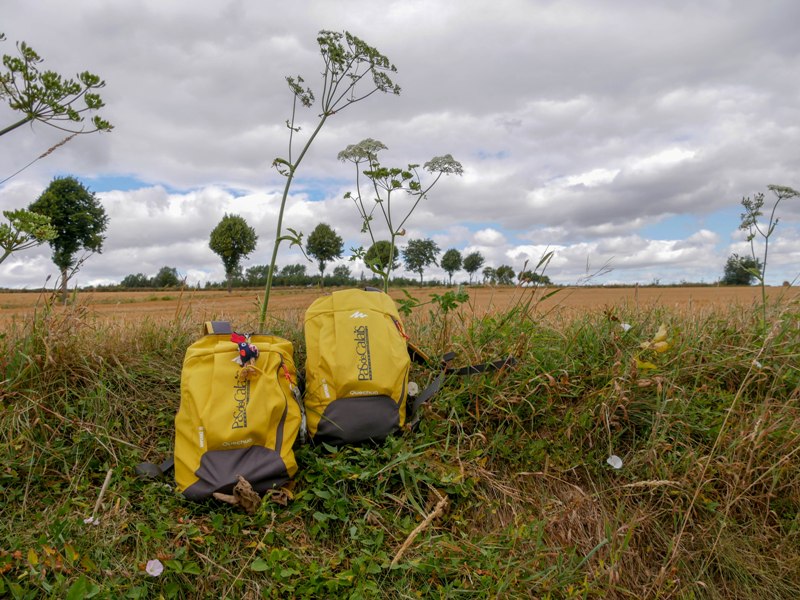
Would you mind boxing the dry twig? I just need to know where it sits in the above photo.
[390,492,448,567]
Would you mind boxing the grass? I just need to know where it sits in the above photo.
[1,290,799,598]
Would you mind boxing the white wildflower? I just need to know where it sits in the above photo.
[145,559,164,577]
[606,455,623,469]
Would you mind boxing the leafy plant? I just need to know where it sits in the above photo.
[258,30,400,331]
[338,139,463,291]
[1,33,112,137]
[738,184,799,327]
[0,208,56,265]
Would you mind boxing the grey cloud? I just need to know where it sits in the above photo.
[2,0,799,287]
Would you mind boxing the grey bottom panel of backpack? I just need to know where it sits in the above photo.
[312,394,401,447]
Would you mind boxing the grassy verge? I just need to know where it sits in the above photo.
[1,293,798,598]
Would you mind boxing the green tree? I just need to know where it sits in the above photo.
[462,251,485,284]
[244,264,270,287]
[332,264,352,285]
[0,208,56,265]
[1,33,112,138]
[120,273,150,288]
[402,238,440,283]
[482,266,496,284]
[519,270,552,285]
[209,214,258,293]
[278,263,308,286]
[441,248,463,285]
[152,266,181,288]
[29,176,108,301]
[258,30,400,330]
[722,253,761,286]
[365,241,400,277]
[306,223,343,286]
[495,264,515,285]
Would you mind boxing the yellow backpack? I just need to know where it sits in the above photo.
[303,288,415,445]
[173,322,303,501]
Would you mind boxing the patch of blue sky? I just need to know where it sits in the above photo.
[639,214,701,239]
[73,174,152,192]
[291,177,350,202]
[705,206,746,241]
[639,208,741,241]
[475,149,509,161]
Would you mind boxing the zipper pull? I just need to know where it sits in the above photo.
[392,317,409,340]
[279,361,294,385]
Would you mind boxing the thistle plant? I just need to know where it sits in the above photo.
[257,31,400,331]
[738,184,799,327]
[338,139,463,292]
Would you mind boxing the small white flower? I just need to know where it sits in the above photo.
[620,323,632,332]
[145,559,164,577]
[83,516,100,526]
[752,360,763,369]
[407,382,419,396]
[606,455,623,469]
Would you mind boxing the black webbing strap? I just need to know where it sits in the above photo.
[135,456,175,479]
[406,348,516,429]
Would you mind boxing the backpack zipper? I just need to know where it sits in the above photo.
[281,359,306,444]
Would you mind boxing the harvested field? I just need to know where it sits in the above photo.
[1,285,797,328]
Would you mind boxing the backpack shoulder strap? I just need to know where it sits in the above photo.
[204,320,233,335]
[135,456,175,479]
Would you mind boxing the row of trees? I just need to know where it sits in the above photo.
[206,214,503,291]
[116,262,539,291]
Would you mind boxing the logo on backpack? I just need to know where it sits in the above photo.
[232,377,250,429]
[354,325,373,381]
[350,311,368,319]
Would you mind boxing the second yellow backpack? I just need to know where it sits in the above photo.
[303,288,413,445]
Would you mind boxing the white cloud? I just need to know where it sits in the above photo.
[473,228,507,247]
[1,0,799,288]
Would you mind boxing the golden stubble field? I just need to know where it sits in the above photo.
[1,285,797,330]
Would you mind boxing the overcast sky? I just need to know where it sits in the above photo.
[2,0,799,289]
